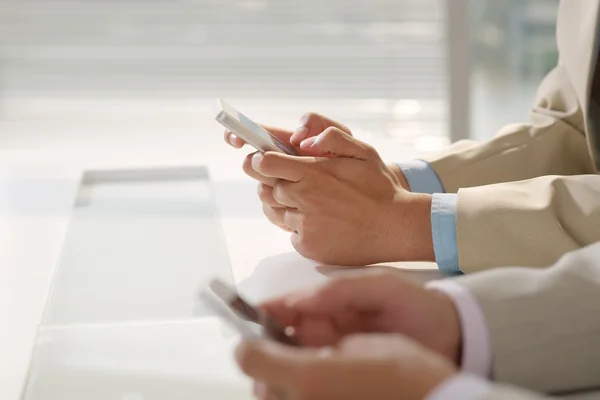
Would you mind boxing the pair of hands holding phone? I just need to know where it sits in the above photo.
[225,114,464,399]
[224,113,435,266]
[236,271,463,400]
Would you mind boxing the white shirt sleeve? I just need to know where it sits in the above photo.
[426,280,493,377]
[426,374,493,400]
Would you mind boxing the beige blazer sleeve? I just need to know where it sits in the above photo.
[427,65,595,192]
[453,242,600,395]
[423,0,600,271]
[454,174,600,272]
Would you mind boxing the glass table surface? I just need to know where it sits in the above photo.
[23,166,246,400]
[41,167,234,326]
[22,321,251,400]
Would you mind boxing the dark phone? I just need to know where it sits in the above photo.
[206,279,301,346]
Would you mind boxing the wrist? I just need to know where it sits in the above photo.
[428,289,463,366]
[390,192,435,262]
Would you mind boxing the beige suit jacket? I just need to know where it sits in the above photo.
[427,0,600,272]
[452,242,600,398]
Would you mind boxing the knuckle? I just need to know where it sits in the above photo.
[292,232,318,259]
[321,126,340,139]
[257,183,273,203]
[362,142,379,157]
[300,112,317,123]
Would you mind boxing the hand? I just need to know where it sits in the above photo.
[226,113,408,189]
[252,128,434,265]
[236,334,458,400]
[224,113,356,232]
[260,270,462,365]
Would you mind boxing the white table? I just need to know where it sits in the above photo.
[1,100,597,399]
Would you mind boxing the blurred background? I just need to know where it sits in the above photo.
[0,0,559,158]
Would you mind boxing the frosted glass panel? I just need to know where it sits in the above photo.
[22,320,252,400]
[42,167,233,325]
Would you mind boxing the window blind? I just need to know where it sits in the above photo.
[0,0,448,140]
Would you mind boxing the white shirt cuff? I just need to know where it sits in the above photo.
[426,374,493,400]
[426,280,493,377]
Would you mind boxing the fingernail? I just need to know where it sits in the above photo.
[251,152,264,169]
[229,133,238,145]
[299,136,318,149]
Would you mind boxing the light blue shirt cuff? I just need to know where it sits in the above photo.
[431,193,461,275]
[396,160,445,194]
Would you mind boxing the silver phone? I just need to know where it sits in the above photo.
[200,279,301,346]
[215,99,297,155]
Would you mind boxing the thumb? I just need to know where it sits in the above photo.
[299,127,375,159]
[290,112,352,146]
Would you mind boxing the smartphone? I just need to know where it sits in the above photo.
[215,99,298,155]
[200,278,301,346]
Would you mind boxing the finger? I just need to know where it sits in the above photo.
[282,208,304,233]
[252,152,314,182]
[260,125,324,158]
[243,152,279,186]
[258,183,284,208]
[291,271,411,314]
[260,297,302,328]
[272,181,302,209]
[262,204,293,232]
[300,127,376,160]
[290,113,352,146]
[225,131,247,148]
[261,297,347,347]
